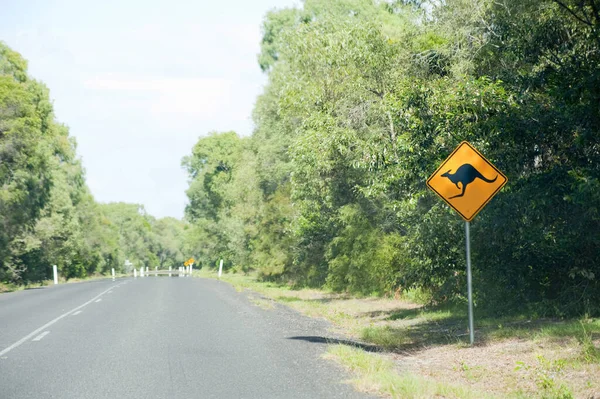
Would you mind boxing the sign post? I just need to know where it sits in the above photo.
[465,221,474,345]
[427,141,507,345]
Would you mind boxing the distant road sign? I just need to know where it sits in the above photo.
[184,258,195,266]
[427,141,507,221]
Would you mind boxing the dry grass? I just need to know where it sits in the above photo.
[248,296,276,310]
[195,270,600,399]
[325,344,493,399]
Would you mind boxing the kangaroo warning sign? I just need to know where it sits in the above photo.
[427,141,507,221]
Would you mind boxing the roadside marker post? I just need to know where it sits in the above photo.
[134,269,137,278]
[427,141,507,345]
[53,265,58,285]
[218,259,223,278]
[169,266,172,277]
[111,268,115,281]
[140,267,144,277]
[184,258,194,276]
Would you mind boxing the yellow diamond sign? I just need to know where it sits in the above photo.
[184,258,195,266]
[427,141,507,221]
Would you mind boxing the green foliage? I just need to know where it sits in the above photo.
[0,42,189,284]
[182,0,600,316]
[1,42,65,282]
[326,204,406,294]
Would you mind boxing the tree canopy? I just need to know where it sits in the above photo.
[182,0,600,316]
[2,0,599,317]
[0,41,189,285]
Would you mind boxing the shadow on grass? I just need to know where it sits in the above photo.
[276,295,352,304]
[358,310,600,354]
[287,336,380,352]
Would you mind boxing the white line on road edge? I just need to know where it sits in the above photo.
[95,298,102,303]
[32,331,50,342]
[0,282,121,357]
[72,311,82,316]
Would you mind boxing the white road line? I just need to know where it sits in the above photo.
[72,310,82,316]
[32,331,50,342]
[95,299,102,303]
[0,282,121,357]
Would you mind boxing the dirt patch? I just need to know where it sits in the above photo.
[392,338,600,398]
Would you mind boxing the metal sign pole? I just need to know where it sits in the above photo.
[465,221,474,345]
[426,142,506,346]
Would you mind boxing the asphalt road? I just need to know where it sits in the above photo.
[0,276,373,399]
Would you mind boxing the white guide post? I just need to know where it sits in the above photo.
[111,268,115,281]
[134,268,137,278]
[169,266,172,277]
[53,265,58,285]
[218,259,223,278]
[140,267,144,277]
[190,263,193,276]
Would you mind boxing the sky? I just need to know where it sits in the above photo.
[0,0,300,219]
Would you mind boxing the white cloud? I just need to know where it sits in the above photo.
[83,76,234,116]
[83,76,231,93]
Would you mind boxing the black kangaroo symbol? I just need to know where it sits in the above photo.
[441,164,497,199]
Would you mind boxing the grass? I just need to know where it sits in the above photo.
[194,269,600,398]
[325,344,493,399]
[0,279,53,293]
[360,326,411,351]
[249,297,276,310]
[0,273,126,294]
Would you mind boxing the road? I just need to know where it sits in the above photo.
[0,276,373,399]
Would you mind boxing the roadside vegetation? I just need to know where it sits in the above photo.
[198,269,600,398]
[183,0,600,320]
[0,43,191,287]
[183,4,600,392]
